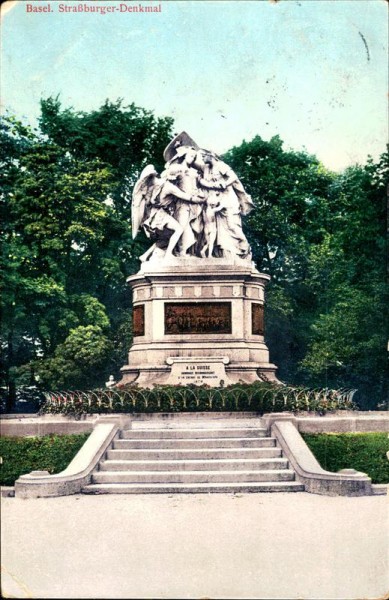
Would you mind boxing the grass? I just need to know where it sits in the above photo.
[302,432,389,484]
[0,432,90,487]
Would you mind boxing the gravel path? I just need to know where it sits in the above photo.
[1,491,388,599]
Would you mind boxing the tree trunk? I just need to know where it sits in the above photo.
[5,331,16,413]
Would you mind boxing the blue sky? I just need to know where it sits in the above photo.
[1,0,387,171]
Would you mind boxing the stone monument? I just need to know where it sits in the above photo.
[119,132,279,387]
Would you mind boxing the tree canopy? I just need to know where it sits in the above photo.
[224,137,388,405]
[1,99,387,410]
[1,100,173,410]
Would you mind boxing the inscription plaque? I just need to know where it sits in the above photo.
[133,305,145,337]
[252,303,264,335]
[165,302,232,335]
[166,357,231,387]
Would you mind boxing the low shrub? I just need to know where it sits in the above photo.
[302,432,389,484]
[0,433,90,487]
[39,383,358,418]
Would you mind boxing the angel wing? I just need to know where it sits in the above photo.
[131,165,158,239]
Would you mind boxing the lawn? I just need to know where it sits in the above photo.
[0,433,90,486]
[302,432,389,484]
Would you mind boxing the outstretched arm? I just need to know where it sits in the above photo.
[189,194,206,204]
[163,181,205,204]
[199,178,224,191]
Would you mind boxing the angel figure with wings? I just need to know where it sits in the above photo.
[131,164,205,262]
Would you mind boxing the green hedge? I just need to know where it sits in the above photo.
[302,433,389,484]
[0,433,90,487]
[40,383,357,417]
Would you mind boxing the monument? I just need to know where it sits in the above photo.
[118,132,279,387]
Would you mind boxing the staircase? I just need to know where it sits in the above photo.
[82,417,304,494]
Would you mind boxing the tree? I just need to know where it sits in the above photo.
[1,115,40,410]
[300,155,388,407]
[39,96,173,212]
[1,100,174,408]
[36,325,114,390]
[2,102,386,410]
[223,136,335,382]
[224,137,388,407]
[223,135,335,277]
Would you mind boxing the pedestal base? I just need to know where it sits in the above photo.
[118,258,280,388]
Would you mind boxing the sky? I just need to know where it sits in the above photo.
[1,0,388,171]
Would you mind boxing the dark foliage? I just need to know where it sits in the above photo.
[0,433,90,486]
[302,433,389,484]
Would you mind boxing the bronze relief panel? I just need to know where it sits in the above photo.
[165,302,232,335]
[133,305,145,337]
[252,303,264,335]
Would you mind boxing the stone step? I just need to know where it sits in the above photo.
[113,437,276,450]
[82,481,305,494]
[106,447,282,461]
[130,415,264,429]
[120,427,268,439]
[99,457,289,472]
[92,469,295,484]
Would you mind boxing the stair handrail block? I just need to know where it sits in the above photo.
[270,419,373,496]
[15,422,119,499]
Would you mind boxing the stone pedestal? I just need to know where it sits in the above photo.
[119,257,279,387]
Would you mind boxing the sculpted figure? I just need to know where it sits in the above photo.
[200,196,226,258]
[131,132,254,262]
[198,152,254,259]
[131,164,204,261]
[164,146,204,256]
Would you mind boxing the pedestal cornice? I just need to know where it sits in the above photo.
[127,258,270,287]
